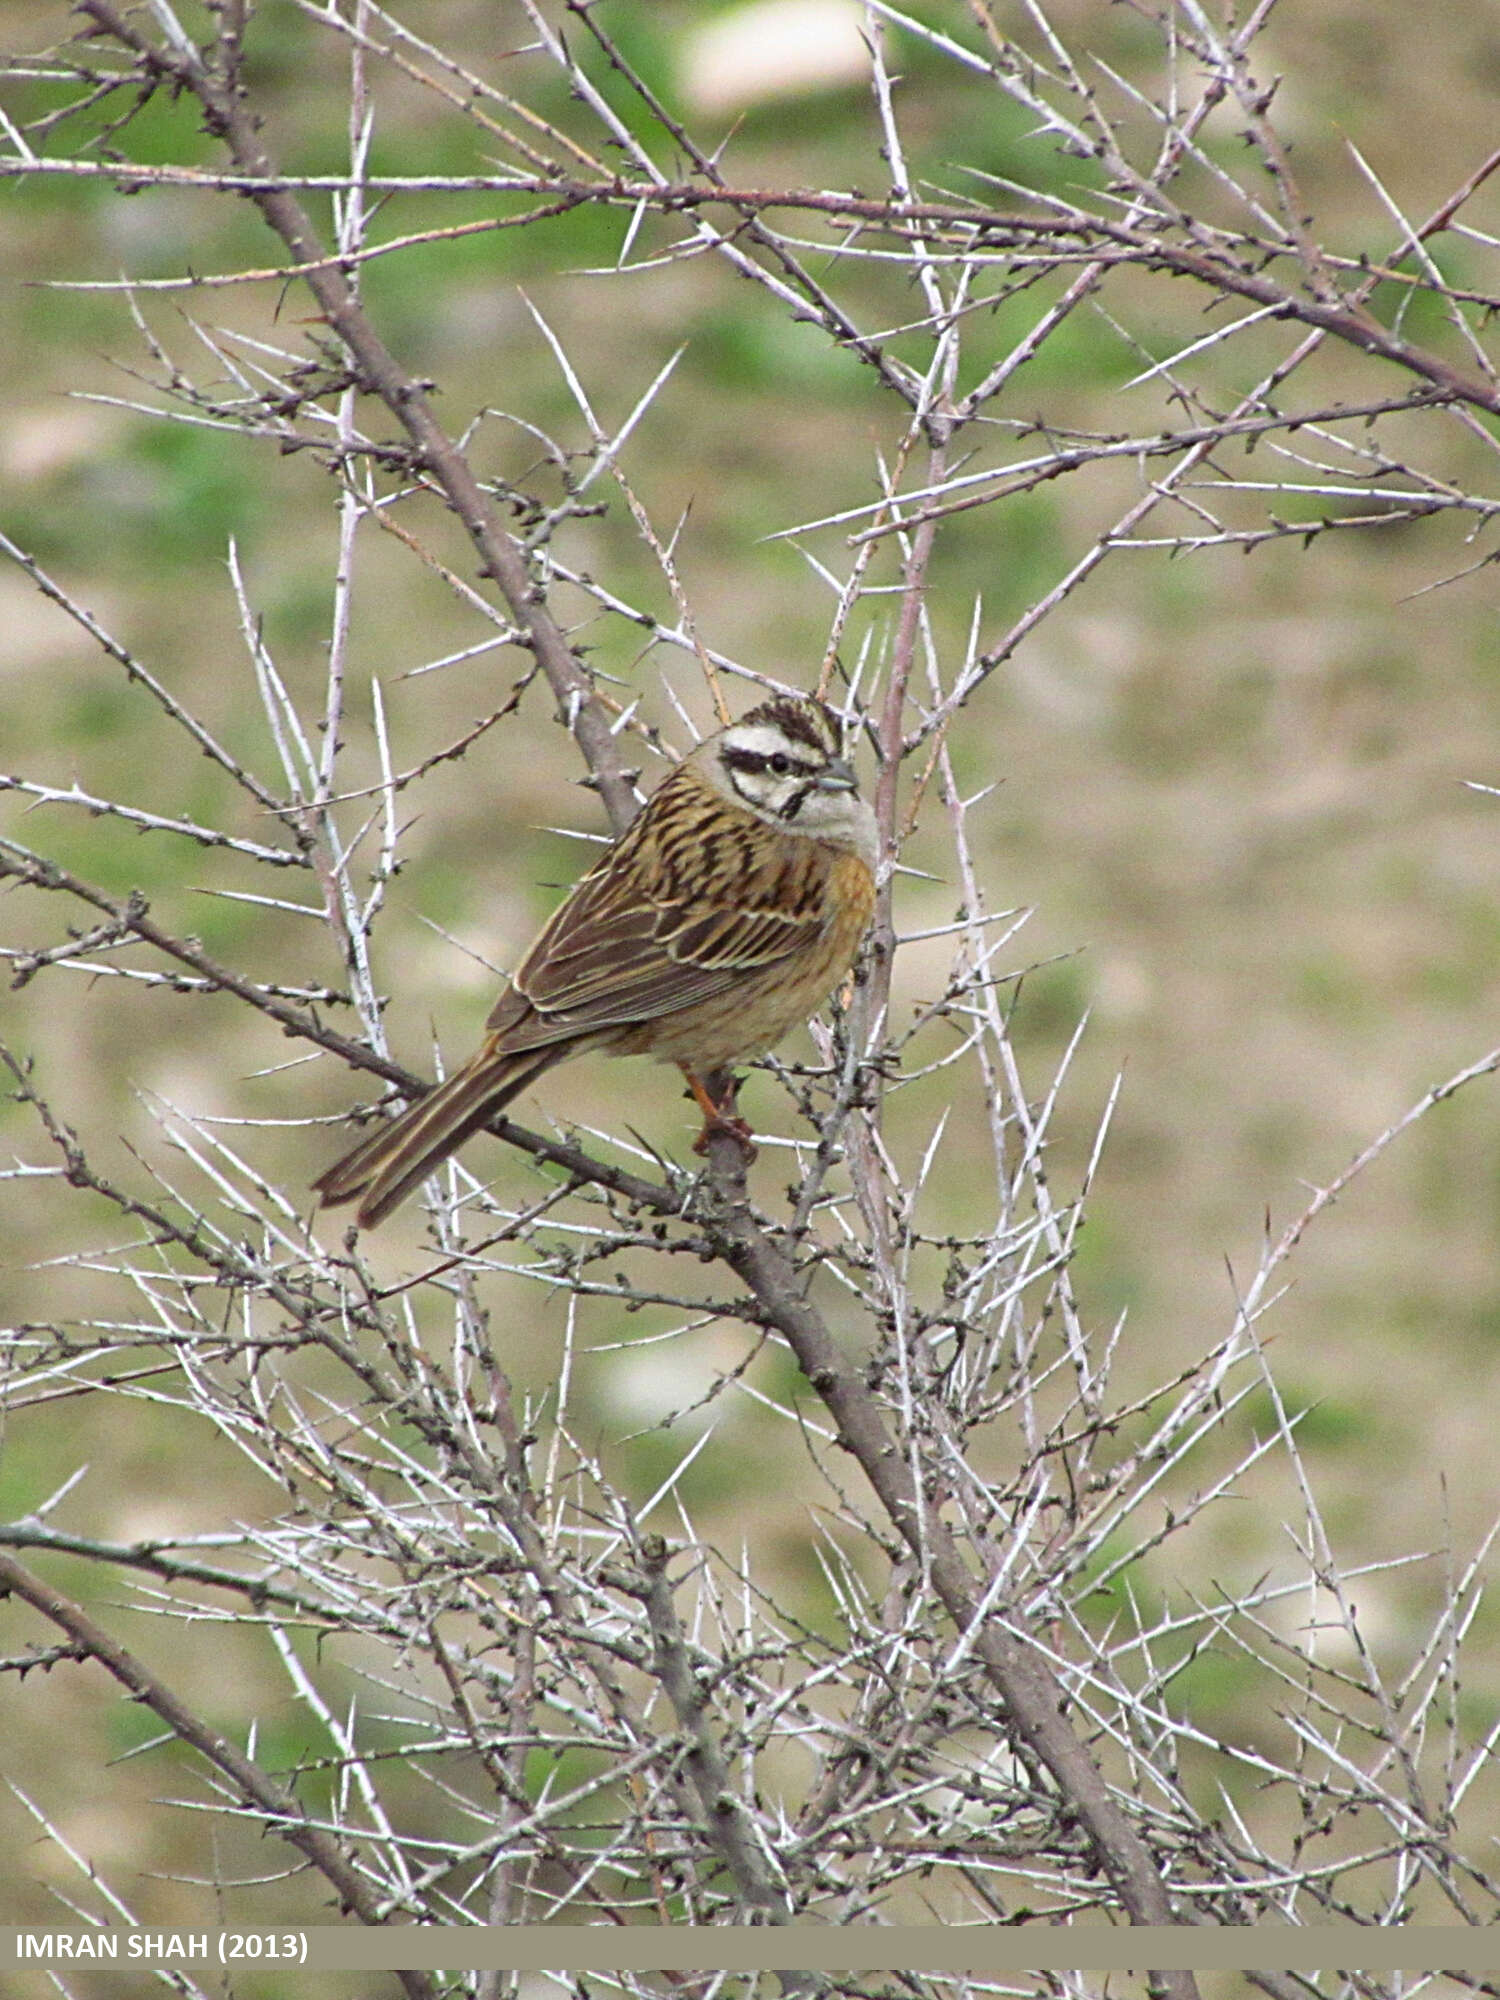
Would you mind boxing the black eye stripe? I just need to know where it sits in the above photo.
[722,746,818,778]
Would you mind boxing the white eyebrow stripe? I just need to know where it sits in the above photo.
[722,723,822,764]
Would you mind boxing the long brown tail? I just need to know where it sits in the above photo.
[312,1042,557,1229]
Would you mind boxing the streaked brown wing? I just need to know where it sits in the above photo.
[483,773,831,1052]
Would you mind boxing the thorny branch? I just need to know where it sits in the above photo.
[0,1552,440,2000]
[4,0,1500,1985]
[61,4,1197,1953]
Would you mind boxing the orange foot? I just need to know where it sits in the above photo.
[682,1068,758,1160]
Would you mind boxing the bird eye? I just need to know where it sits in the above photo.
[769,753,791,775]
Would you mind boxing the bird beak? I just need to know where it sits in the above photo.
[815,758,858,794]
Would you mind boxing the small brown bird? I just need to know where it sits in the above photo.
[312,695,878,1227]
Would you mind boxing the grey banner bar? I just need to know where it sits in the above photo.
[5,1926,1500,1974]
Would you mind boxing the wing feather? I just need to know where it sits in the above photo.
[482,768,834,1052]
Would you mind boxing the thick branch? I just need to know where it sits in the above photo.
[76,0,642,836]
[639,1535,825,1986]
[694,1135,1195,1998]
[0,1550,439,1996]
[40,132,1500,421]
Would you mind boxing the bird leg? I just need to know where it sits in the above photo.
[682,1066,756,1159]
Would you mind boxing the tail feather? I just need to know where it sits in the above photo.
[312,1045,556,1228]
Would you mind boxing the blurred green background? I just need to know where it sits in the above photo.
[5,0,1500,1948]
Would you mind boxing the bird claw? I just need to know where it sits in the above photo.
[682,1067,757,1161]
[691,1109,757,1160]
